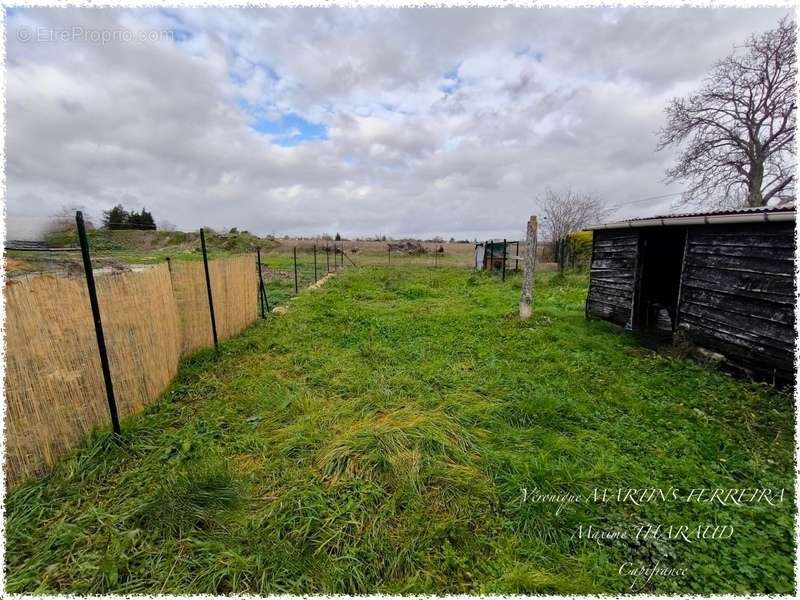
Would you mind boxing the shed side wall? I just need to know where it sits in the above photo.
[586,230,639,327]
[676,222,795,380]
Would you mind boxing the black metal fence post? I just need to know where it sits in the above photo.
[488,240,494,274]
[502,238,507,281]
[515,241,520,272]
[76,211,121,435]
[326,245,330,273]
[256,247,267,318]
[293,246,299,293]
[313,244,318,283]
[200,228,219,350]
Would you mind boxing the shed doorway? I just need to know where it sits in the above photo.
[634,228,687,333]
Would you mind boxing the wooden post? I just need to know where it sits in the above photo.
[519,217,538,320]
[488,241,494,273]
[326,246,330,272]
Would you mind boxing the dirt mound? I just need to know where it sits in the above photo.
[387,241,428,255]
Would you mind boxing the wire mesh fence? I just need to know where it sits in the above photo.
[259,244,342,308]
[3,217,351,487]
[4,212,499,486]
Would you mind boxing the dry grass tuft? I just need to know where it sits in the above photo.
[314,408,476,493]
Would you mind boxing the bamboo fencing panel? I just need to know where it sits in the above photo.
[5,275,110,484]
[208,255,259,342]
[169,255,258,355]
[95,265,182,419]
[170,260,215,356]
[5,255,258,486]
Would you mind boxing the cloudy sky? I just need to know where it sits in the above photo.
[4,6,790,240]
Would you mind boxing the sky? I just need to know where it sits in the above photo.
[4,6,791,240]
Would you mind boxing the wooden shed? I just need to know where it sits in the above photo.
[585,206,796,382]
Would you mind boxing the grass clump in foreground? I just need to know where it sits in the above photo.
[4,267,794,595]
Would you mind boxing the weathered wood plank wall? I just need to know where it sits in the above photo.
[676,223,795,381]
[585,230,639,327]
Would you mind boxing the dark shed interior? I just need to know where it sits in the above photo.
[586,209,796,383]
[635,227,687,333]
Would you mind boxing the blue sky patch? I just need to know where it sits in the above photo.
[514,45,544,62]
[171,28,193,42]
[156,9,193,43]
[230,50,280,85]
[441,65,461,94]
[248,111,328,146]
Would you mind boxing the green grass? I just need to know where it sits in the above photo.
[5,267,794,594]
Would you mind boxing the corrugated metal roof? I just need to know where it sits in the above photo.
[629,203,796,222]
[589,202,796,230]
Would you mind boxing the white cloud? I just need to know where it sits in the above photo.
[4,6,790,241]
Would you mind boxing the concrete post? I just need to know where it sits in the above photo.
[519,216,538,320]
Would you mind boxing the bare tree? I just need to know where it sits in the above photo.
[658,17,796,208]
[538,188,611,270]
[48,204,93,232]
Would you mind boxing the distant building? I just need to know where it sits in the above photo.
[585,206,795,382]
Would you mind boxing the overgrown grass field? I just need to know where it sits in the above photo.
[5,267,794,594]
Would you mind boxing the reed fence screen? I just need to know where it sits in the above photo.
[5,255,258,486]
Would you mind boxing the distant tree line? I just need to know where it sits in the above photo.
[102,204,157,230]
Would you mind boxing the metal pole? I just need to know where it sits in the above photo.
[502,238,507,281]
[76,211,121,435]
[488,240,494,273]
[200,228,219,350]
[293,246,299,293]
[257,259,264,316]
[326,245,330,272]
[256,247,267,318]
[515,241,520,272]
[313,244,318,283]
